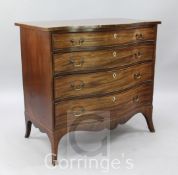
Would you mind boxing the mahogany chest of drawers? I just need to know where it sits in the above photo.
[15,19,161,165]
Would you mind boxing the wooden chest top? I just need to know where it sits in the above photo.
[15,18,161,32]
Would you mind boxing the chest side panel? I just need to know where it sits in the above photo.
[20,28,54,131]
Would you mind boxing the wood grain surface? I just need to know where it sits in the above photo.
[54,62,153,100]
[54,44,154,74]
[55,83,153,129]
[20,28,54,131]
[52,27,156,49]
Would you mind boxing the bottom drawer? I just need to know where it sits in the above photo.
[55,83,153,129]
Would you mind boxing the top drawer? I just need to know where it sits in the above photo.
[52,27,156,50]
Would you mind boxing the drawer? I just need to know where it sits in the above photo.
[52,27,156,50]
[54,45,154,74]
[54,62,153,100]
[55,83,153,128]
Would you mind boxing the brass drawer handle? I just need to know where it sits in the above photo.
[70,38,84,46]
[69,58,84,68]
[71,106,85,117]
[70,80,85,91]
[133,96,139,103]
[133,72,142,80]
[133,50,142,58]
[135,33,143,40]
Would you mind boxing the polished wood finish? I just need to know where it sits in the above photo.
[15,19,161,165]
[55,83,153,128]
[15,18,161,32]
[52,27,156,50]
[54,44,154,74]
[54,62,153,100]
[20,28,54,131]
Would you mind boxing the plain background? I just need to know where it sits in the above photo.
[0,0,178,175]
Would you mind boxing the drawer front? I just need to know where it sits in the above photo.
[54,62,153,100]
[55,84,153,128]
[52,28,155,50]
[54,45,154,74]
